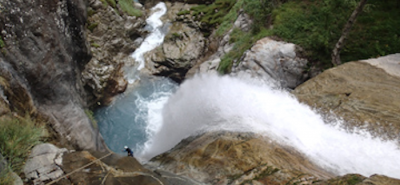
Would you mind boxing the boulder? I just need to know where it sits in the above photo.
[293,54,400,140]
[149,132,333,184]
[23,143,68,184]
[144,2,207,83]
[232,37,309,89]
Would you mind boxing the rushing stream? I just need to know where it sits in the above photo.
[95,2,400,180]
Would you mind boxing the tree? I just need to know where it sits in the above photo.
[331,0,368,66]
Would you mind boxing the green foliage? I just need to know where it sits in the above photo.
[0,165,13,185]
[0,115,44,173]
[190,0,236,28]
[106,0,117,8]
[272,0,400,66]
[85,110,98,129]
[177,10,190,16]
[346,175,363,185]
[218,28,272,74]
[119,0,142,17]
[90,42,101,48]
[87,8,96,17]
[87,22,99,32]
[0,37,4,48]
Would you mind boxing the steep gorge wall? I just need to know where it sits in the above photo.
[0,0,104,150]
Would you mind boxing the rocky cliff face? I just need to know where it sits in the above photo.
[293,54,400,141]
[0,0,104,150]
[83,0,146,105]
[144,2,207,83]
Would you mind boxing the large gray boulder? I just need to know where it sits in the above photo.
[24,144,68,184]
[232,37,309,89]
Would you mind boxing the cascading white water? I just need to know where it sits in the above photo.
[131,2,167,70]
[125,2,168,84]
[97,1,400,179]
[138,73,400,179]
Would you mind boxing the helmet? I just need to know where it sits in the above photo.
[124,146,128,149]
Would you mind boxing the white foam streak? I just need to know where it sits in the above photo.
[130,2,167,70]
[140,73,400,178]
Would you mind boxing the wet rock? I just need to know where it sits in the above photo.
[293,54,400,140]
[150,132,333,184]
[61,151,200,185]
[0,0,105,150]
[232,37,309,89]
[23,143,68,185]
[144,2,207,83]
[83,0,145,104]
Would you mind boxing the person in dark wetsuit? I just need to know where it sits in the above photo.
[123,146,133,157]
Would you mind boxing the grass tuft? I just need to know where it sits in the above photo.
[0,115,44,173]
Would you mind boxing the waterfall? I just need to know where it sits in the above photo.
[125,2,168,83]
[137,73,400,178]
[96,1,400,180]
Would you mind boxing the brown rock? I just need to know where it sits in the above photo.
[150,132,334,184]
[293,55,400,140]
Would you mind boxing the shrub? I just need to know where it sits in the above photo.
[0,115,44,173]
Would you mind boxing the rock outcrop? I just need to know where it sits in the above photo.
[144,2,207,83]
[192,11,253,76]
[232,37,309,89]
[0,0,104,150]
[83,0,146,104]
[293,54,400,140]
[61,151,201,185]
[24,144,68,185]
[150,132,334,184]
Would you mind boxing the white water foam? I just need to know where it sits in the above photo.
[139,73,400,178]
[130,2,167,71]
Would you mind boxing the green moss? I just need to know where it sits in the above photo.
[90,42,101,48]
[0,37,4,48]
[87,22,99,32]
[0,115,44,173]
[87,8,96,17]
[85,110,98,129]
[119,0,142,17]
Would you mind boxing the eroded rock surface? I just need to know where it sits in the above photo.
[232,37,309,89]
[150,132,333,184]
[0,0,104,150]
[24,144,68,185]
[293,54,400,140]
[62,151,201,185]
[144,2,207,83]
[83,0,146,104]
